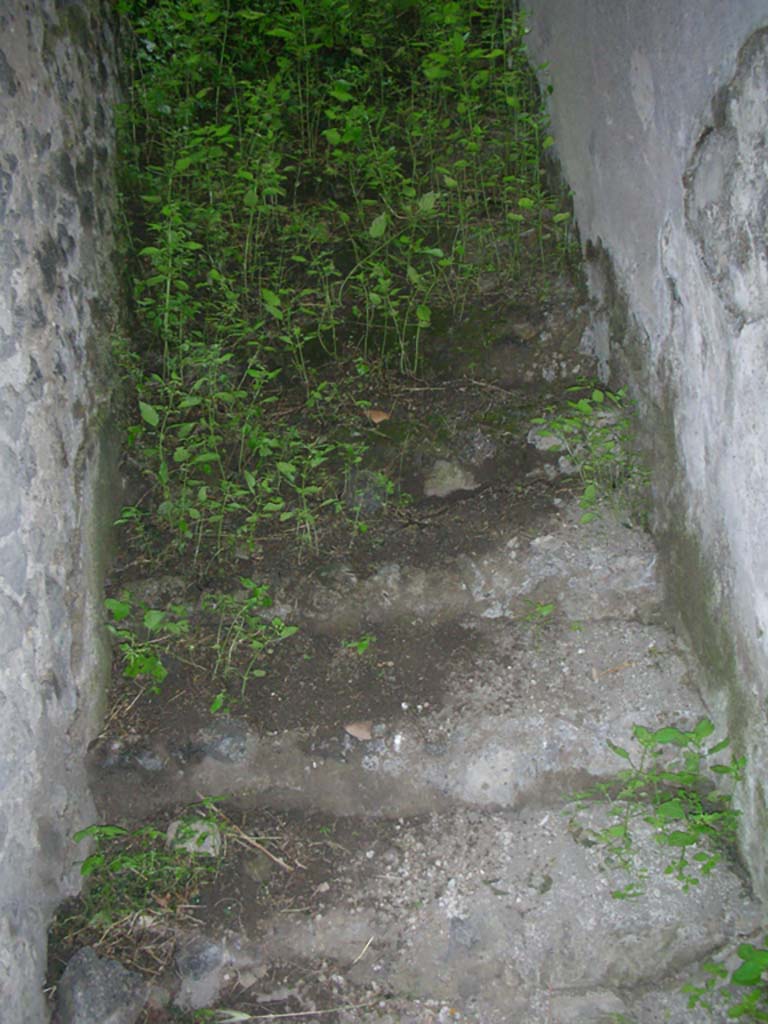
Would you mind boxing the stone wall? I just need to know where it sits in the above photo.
[524,1,768,901]
[0,1,119,1018]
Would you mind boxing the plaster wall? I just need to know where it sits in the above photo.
[524,2,768,899]
[0,1,119,1018]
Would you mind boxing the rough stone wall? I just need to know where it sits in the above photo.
[524,1,768,901]
[0,2,119,1018]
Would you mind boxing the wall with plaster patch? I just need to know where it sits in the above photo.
[524,1,768,899]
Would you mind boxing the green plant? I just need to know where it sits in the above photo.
[342,632,376,655]
[569,719,745,897]
[532,384,649,524]
[522,599,555,645]
[71,805,222,930]
[105,593,190,692]
[683,942,768,1020]
[202,579,298,696]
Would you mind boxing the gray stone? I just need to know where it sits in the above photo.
[423,458,479,498]
[265,807,759,1019]
[0,444,21,537]
[125,573,191,609]
[244,850,275,884]
[297,499,660,634]
[56,947,147,1024]
[174,936,226,1011]
[196,717,249,762]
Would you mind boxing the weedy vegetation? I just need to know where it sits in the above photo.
[531,383,649,524]
[102,0,575,715]
[50,802,226,972]
[569,718,745,898]
[569,720,768,1020]
[113,0,573,571]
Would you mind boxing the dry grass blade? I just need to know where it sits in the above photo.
[212,1001,377,1021]
[201,799,297,873]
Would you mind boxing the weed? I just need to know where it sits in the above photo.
[113,0,571,568]
[70,804,223,932]
[532,384,649,524]
[683,942,768,1020]
[522,599,555,645]
[105,592,190,692]
[569,718,745,897]
[202,579,298,697]
[342,633,376,655]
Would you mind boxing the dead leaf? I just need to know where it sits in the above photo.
[344,720,373,741]
[363,408,391,424]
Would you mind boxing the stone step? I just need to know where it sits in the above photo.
[162,804,760,1024]
[91,618,709,823]
[288,501,660,637]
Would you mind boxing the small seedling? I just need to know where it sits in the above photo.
[342,633,376,655]
[203,579,299,697]
[522,599,555,645]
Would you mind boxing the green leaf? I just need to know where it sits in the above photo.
[416,304,431,326]
[656,798,685,821]
[633,725,654,746]
[74,824,127,843]
[369,212,388,238]
[664,830,697,847]
[139,401,159,427]
[737,944,768,967]
[652,727,689,747]
[105,598,132,622]
[79,853,105,877]
[606,740,630,760]
[708,736,731,755]
[693,718,716,742]
[143,609,166,632]
[417,191,437,214]
[732,960,766,986]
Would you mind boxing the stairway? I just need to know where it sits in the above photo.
[84,284,761,1024]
